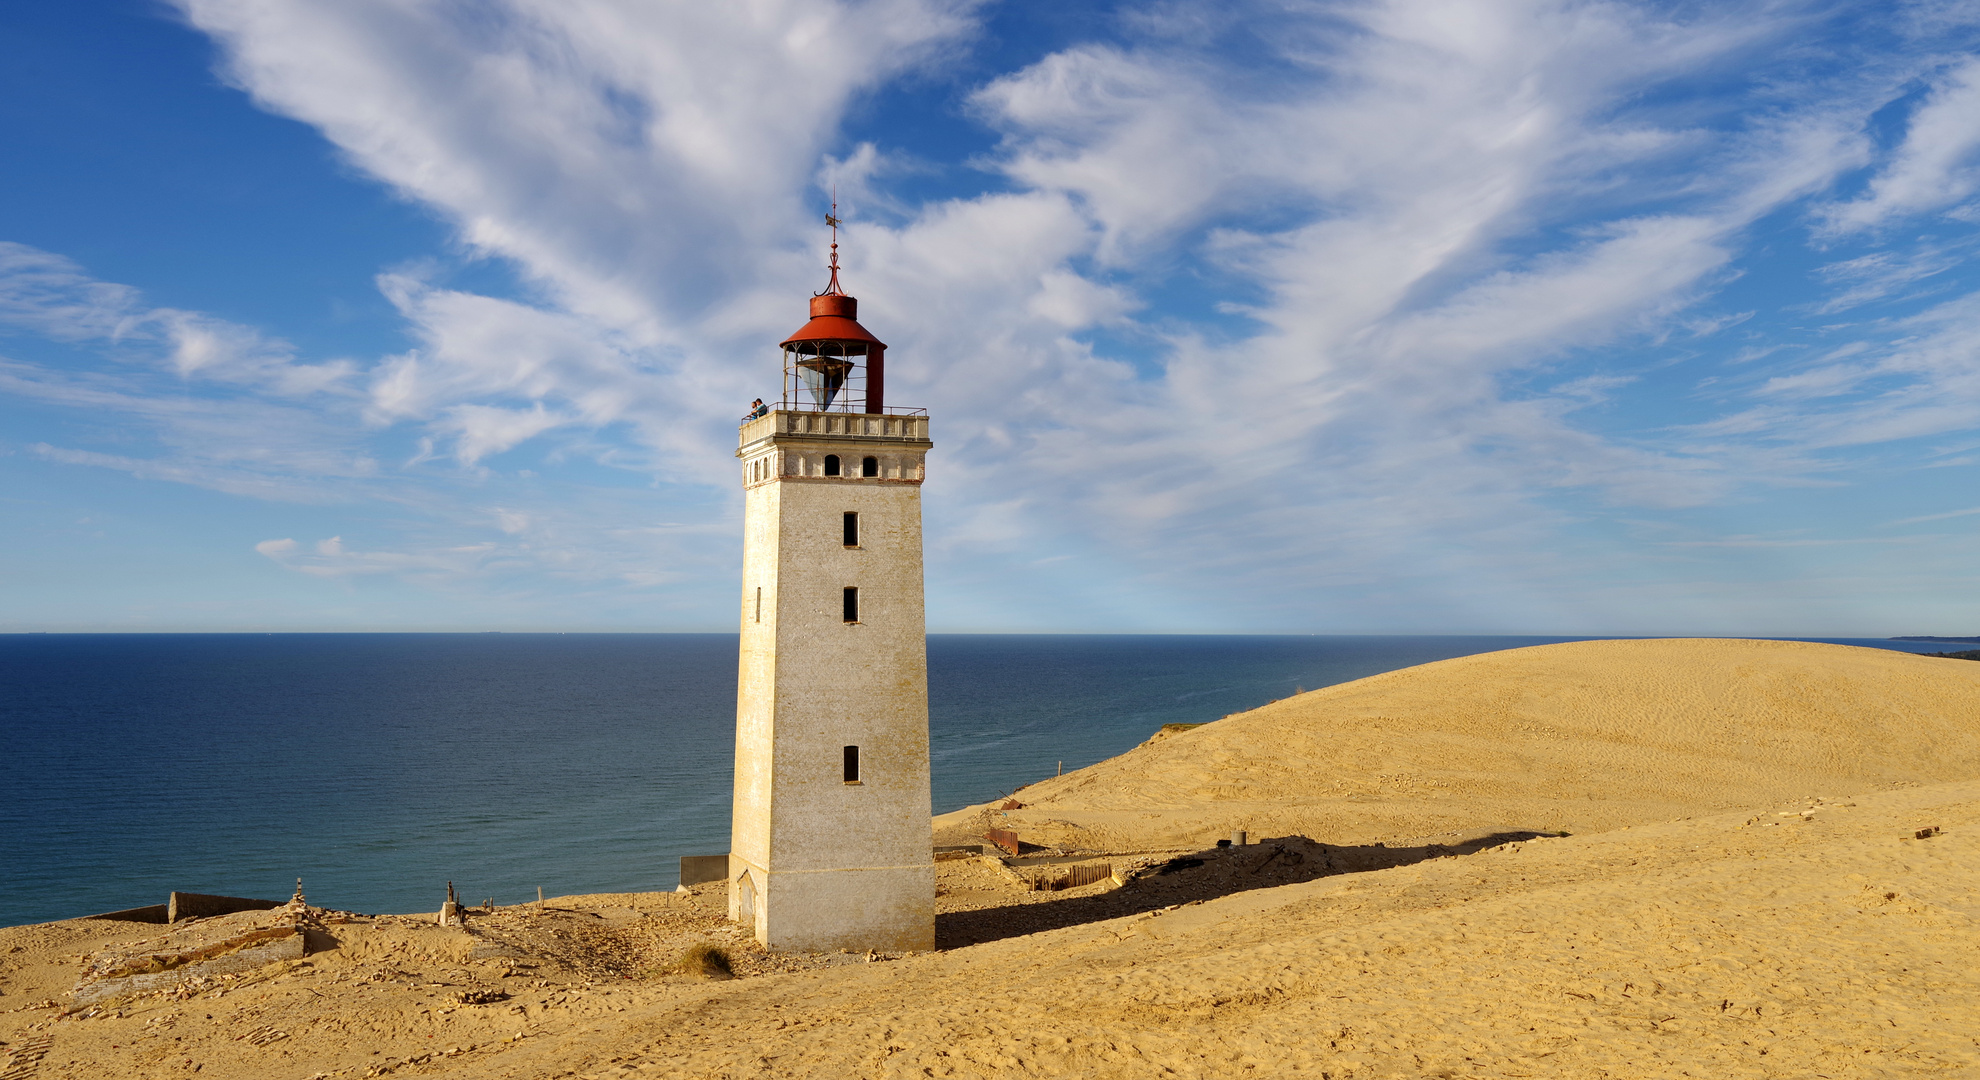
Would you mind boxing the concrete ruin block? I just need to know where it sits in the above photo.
[82,904,169,924]
[72,927,305,1008]
[679,855,730,888]
[168,892,282,923]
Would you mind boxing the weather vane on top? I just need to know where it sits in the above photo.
[820,190,845,296]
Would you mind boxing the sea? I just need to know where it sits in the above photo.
[0,633,1956,927]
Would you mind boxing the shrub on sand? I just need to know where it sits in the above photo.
[677,942,733,980]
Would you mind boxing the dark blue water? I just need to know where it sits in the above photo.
[0,633,1951,926]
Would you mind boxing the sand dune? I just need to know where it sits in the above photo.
[592,780,1980,1078]
[7,637,1979,1079]
[8,780,1972,1078]
[943,638,1980,851]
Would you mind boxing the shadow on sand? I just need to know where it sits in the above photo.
[936,830,1559,949]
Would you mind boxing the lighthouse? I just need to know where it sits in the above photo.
[726,214,935,952]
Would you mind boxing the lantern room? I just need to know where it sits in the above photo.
[779,288,888,413]
[770,205,905,415]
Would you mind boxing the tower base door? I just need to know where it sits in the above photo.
[734,870,757,928]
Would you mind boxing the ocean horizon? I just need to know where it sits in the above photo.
[0,632,1954,928]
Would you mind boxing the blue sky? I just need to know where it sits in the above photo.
[3,0,1980,635]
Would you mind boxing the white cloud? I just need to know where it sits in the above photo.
[178,0,979,333]
[0,248,742,607]
[159,311,358,395]
[895,1,1814,616]
[1823,56,1980,232]
[254,532,499,578]
[1810,248,1960,313]
[1883,505,1980,526]
[1683,288,1980,454]
[438,402,571,466]
[28,441,368,503]
[0,242,355,395]
[8,0,1977,631]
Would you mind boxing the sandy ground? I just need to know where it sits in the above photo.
[4,637,1977,1078]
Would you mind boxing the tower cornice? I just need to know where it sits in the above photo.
[737,409,930,456]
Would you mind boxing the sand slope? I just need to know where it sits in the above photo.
[11,780,1969,1078]
[948,638,1980,851]
[599,780,1980,1079]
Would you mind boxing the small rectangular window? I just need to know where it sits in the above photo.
[754,586,761,623]
[843,511,858,547]
[843,745,860,783]
[843,586,859,623]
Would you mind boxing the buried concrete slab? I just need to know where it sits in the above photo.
[168,892,283,923]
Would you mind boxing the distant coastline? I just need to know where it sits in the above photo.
[1892,635,1980,643]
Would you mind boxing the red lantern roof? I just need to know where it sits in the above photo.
[781,291,885,353]
[782,200,886,353]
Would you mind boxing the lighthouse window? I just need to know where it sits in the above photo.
[754,586,761,623]
[843,745,861,784]
[843,512,858,547]
[824,454,841,476]
[843,586,859,623]
[861,456,878,477]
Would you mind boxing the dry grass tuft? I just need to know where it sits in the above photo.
[676,942,733,980]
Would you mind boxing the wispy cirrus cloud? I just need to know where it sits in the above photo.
[180,0,979,330]
[5,0,1980,632]
[1882,505,1980,526]
[1810,248,1962,314]
[0,242,357,395]
[160,0,1980,627]
[0,247,735,592]
[253,534,499,578]
[1821,55,1980,232]
[1694,290,1980,452]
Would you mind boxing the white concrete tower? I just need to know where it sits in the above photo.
[727,218,935,952]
